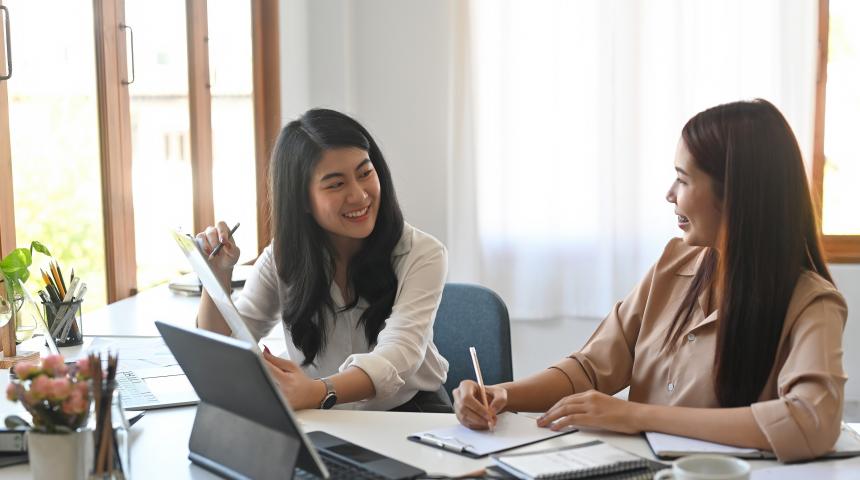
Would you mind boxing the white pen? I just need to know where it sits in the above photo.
[469,346,495,430]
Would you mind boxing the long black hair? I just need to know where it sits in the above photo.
[662,99,832,407]
[270,109,404,366]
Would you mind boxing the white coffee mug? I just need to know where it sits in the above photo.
[654,454,751,480]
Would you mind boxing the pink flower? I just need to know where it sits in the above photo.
[28,375,52,402]
[5,382,18,402]
[74,381,88,398]
[75,357,92,379]
[61,389,88,415]
[41,354,68,377]
[47,377,72,401]
[12,361,40,380]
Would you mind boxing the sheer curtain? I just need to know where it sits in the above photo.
[448,0,819,320]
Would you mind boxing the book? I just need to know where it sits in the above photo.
[168,265,253,296]
[645,422,860,460]
[408,412,574,458]
[491,440,654,480]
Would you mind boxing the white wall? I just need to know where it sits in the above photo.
[279,0,453,243]
[278,0,860,403]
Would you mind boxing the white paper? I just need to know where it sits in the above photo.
[411,412,572,456]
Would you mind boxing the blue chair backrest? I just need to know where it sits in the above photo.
[432,283,513,399]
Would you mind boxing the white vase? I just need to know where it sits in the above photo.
[27,429,94,480]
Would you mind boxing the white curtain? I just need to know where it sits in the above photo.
[448,0,819,320]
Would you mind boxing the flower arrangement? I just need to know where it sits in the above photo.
[5,354,92,433]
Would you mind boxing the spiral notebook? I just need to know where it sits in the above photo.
[491,440,650,480]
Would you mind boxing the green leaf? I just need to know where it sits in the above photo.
[30,241,51,258]
[0,248,32,283]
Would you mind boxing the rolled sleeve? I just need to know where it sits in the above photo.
[751,294,847,462]
[340,245,448,399]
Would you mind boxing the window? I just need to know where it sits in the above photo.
[814,0,860,262]
[5,0,108,312]
[0,0,280,304]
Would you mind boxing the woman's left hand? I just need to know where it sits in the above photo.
[536,390,643,434]
[263,349,324,410]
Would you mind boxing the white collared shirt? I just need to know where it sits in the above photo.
[234,222,449,410]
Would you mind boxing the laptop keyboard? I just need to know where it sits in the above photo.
[115,370,159,408]
[294,450,387,480]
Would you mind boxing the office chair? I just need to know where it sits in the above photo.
[433,283,513,400]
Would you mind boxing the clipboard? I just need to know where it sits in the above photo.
[407,412,575,458]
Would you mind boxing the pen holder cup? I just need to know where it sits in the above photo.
[43,299,83,347]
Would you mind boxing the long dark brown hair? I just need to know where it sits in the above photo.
[270,109,404,366]
[663,99,832,407]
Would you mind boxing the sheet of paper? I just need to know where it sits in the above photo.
[645,431,760,456]
[72,337,180,371]
[411,412,572,456]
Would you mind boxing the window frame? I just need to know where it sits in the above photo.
[814,0,860,263]
[0,0,280,302]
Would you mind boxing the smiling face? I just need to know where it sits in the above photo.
[308,147,381,253]
[666,139,723,247]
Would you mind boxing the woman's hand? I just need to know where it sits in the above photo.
[453,380,507,430]
[537,390,643,434]
[262,349,325,410]
[195,221,241,278]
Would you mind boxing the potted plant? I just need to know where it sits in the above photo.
[0,241,52,343]
[5,354,94,479]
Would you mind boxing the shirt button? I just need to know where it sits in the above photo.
[667,383,675,392]
[687,333,696,342]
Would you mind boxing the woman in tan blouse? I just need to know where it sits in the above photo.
[453,99,847,462]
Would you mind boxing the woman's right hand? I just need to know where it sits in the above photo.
[453,380,508,430]
[196,221,241,276]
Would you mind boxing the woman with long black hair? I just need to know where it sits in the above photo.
[454,99,847,462]
[197,109,450,412]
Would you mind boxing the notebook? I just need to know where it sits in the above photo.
[645,423,860,460]
[491,440,652,480]
[408,412,574,458]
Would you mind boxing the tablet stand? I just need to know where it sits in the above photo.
[188,402,300,479]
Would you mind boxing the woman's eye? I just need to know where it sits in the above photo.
[675,177,686,185]
[326,182,344,190]
[360,169,374,178]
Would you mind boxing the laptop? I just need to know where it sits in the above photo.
[156,321,426,480]
[115,365,199,410]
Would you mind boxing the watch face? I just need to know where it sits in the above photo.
[321,393,337,409]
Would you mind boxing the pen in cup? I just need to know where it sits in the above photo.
[209,222,240,259]
[469,346,495,430]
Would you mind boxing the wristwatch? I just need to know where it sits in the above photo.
[318,377,337,409]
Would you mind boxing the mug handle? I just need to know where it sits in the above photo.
[654,469,674,480]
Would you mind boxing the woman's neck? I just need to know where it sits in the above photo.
[329,234,364,303]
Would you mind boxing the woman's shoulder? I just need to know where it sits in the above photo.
[789,270,848,315]
[393,222,447,259]
[652,237,706,277]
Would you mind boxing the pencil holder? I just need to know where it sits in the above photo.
[43,299,84,347]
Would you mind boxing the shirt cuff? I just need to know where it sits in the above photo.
[549,356,594,394]
[751,398,816,462]
[341,353,405,399]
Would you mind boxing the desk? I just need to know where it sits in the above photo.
[1,285,857,478]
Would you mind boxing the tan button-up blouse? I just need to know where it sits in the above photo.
[552,238,848,462]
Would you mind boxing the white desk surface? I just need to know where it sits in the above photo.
[2,285,858,478]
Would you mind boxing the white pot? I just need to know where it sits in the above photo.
[27,429,94,480]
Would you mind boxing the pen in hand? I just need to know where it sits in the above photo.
[469,346,496,430]
[209,222,240,259]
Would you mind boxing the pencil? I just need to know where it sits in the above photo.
[209,222,240,259]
